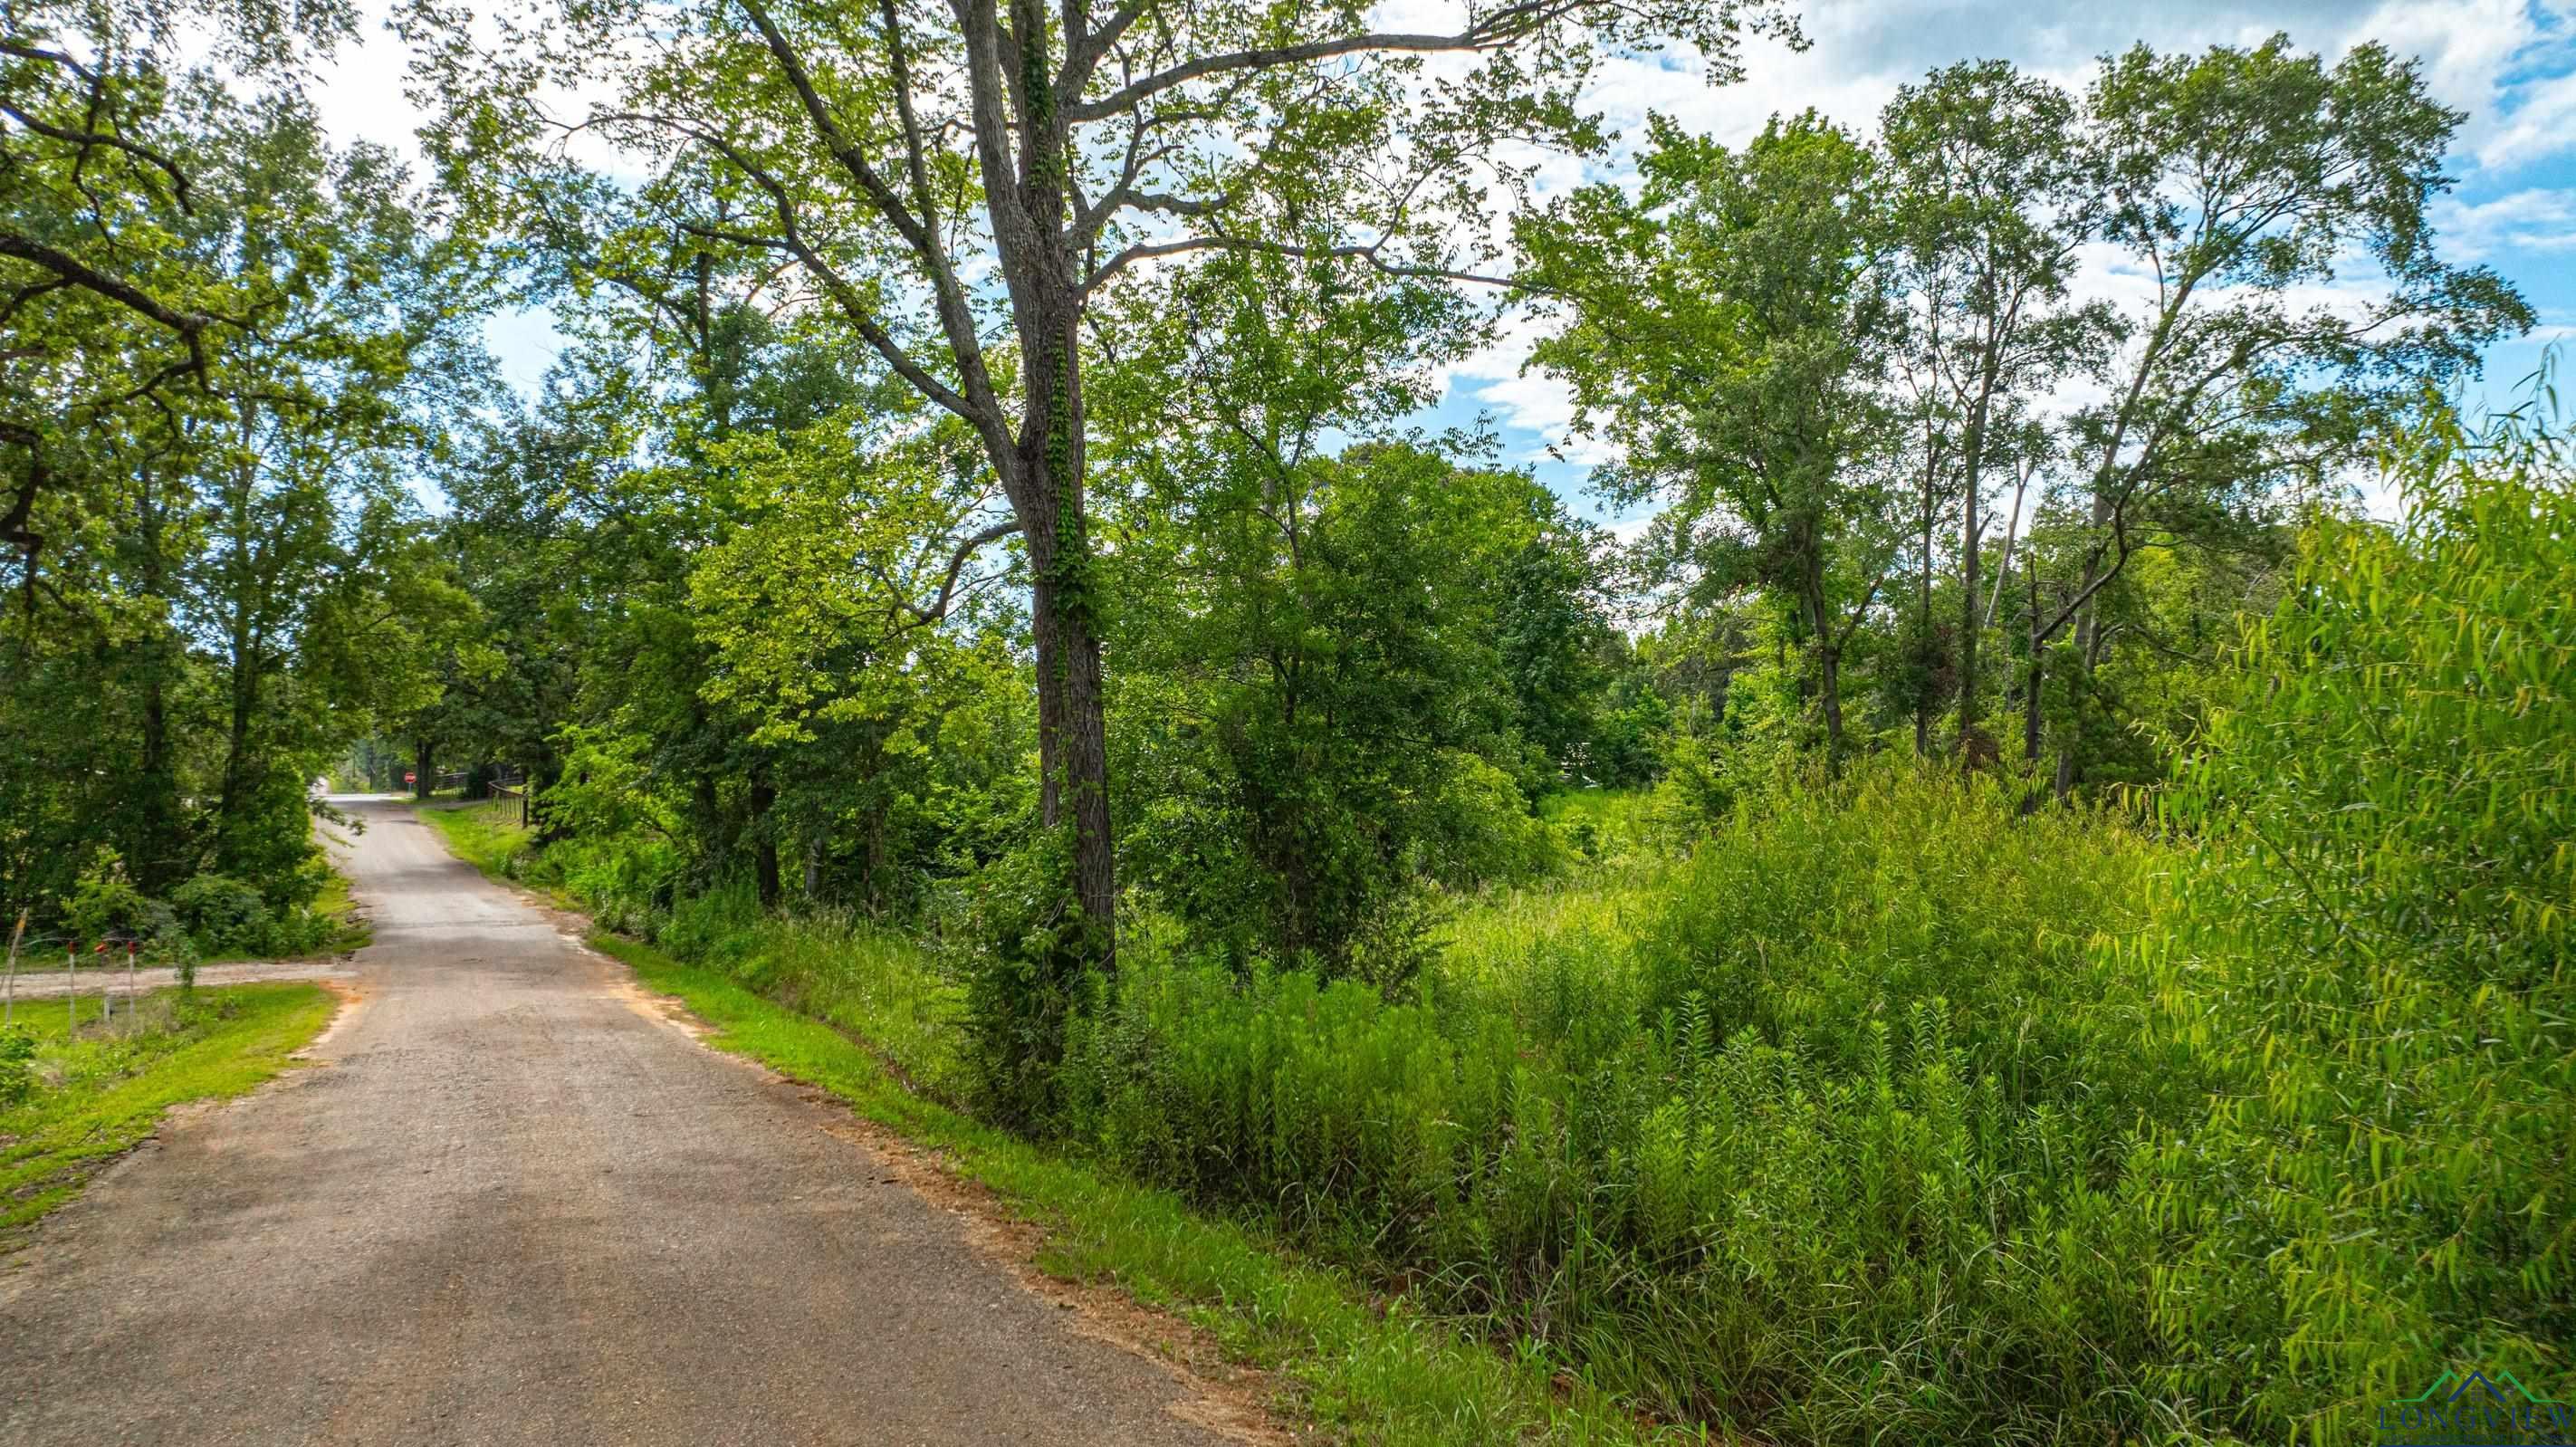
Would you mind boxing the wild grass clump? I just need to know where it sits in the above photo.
[627,879,971,1104]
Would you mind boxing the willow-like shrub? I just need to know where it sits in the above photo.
[2131,409,2576,1442]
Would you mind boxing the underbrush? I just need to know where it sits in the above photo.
[1065,768,2193,1444]
[15,843,367,975]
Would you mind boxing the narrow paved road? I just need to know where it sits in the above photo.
[0,799,1250,1446]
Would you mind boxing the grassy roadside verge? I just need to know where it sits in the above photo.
[419,801,1688,1445]
[420,798,542,889]
[305,865,374,954]
[1,982,338,1243]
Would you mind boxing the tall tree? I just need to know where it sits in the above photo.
[2036,35,2529,797]
[1095,248,1556,978]
[1880,61,2100,767]
[2,64,488,916]
[1523,111,1901,768]
[2,0,355,603]
[404,0,1795,1008]
[172,101,484,877]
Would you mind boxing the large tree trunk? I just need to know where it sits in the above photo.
[1819,637,1847,776]
[414,738,433,801]
[1002,22,1116,963]
[1015,444,1116,948]
[212,614,263,877]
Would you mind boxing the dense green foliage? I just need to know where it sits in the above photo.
[425,402,2571,1443]
[14,1,2567,1441]
[2130,408,2576,1437]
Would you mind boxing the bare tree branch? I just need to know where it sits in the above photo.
[906,517,1021,625]
[0,232,215,369]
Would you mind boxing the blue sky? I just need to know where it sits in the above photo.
[316,0,2576,524]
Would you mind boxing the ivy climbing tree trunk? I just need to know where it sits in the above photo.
[1008,0,1114,947]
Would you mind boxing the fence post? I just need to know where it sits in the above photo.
[67,942,76,1034]
[3,910,23,1027]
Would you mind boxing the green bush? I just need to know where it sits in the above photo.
[0,1024,36,1107]
[66,850,155,943]
[548,832,681,939]
[172,874,273,954]
[165,872,338,959]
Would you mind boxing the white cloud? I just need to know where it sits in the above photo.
[2433,188,2576,262]
[2475,68,2576,172]
[307,9,434,165]
[1442,311,1623,465]
[2322,0,2576,175]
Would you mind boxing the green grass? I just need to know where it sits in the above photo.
[0,982,338,1242]
[309,866,371,952]
[586,927,1695,1445]
[417,798,543,885]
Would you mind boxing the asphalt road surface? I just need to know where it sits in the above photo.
[0,798,1250,1446]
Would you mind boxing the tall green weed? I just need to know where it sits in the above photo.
[1068,763,2180,1442]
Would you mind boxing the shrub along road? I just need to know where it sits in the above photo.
[0,797,1252,1446]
